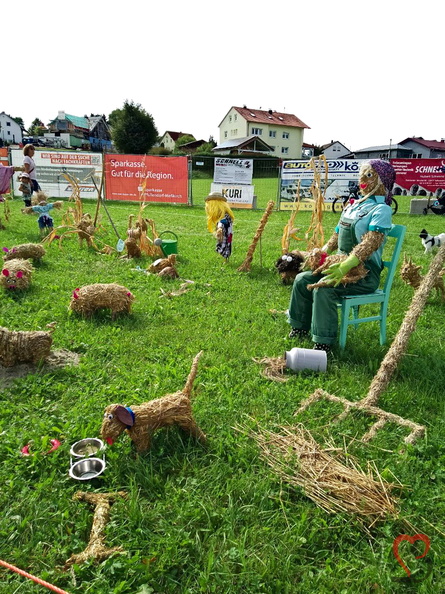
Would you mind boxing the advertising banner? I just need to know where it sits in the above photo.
[0,147,8,166]
[391,159,445,196]
[10,149,102,198]
[280,159,365,210]
[210,182,254,208]
[213,158,253,185]
[104,155,188,203]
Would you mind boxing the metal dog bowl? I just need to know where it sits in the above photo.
[70,438,104,459]
[69,457,106,481]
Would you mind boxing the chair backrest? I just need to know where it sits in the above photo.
[380,224,406,294]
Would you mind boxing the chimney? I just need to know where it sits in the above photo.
[268,109,273,115]
[58,111,66,120]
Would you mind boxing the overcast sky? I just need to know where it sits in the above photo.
[4,0,442,152]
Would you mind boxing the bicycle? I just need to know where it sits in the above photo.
[331,191,398,215]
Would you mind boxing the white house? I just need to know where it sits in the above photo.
[159,131,194,152]
[217,106,310,159]
[0,112,23,144]
[321,140,351,159]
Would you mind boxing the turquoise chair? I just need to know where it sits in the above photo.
[338,224,406,349]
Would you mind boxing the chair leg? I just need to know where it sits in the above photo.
[339,302,350,349]
[379,303,388,345]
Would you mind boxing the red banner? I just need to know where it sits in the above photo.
[0,147,8,166]
[104,155,188,203]
[392,159,445,195]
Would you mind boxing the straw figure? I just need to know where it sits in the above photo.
[400,254,445,302]
[64,491,127,569]
[76,213,96,248]
[1,259,33,291]
[147,254,179,278]
[22,200,63,236]
[205,191,235,261]
[275,251,307,285]
[69,283,134,318]
[305,248,369,289]
[0,324,55,367]
[3,243,46,262]
[121,215,142,259]
[238,200,275,272]
[252,424,399,525]
[101,351,206,453]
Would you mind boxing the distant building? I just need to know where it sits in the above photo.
[321,140,350,159]
[398,137,445,159]
[159,131,194,152]
[0,112,23,144]
[46,111,111,150]
[88,115,112,151]
[212,135,275,156]
[344,144,413,160]
[217,106,310,159]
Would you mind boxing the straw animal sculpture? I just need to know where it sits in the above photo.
[101,351,206,453]
[64,491,127,569]
[3,243,46,262]
[121,215,142,259]
[148,254,178,276]
[238,200,275,272]
[305,249,368,289]
[76,213,96,248]
[1,258,33,290]
[296,243,445,445]
[252,424,399,525]
[0,324,55,367]
[305,156,328,250]
[69,283,134,318]
[400,254,445,302]
[275,251,307,285]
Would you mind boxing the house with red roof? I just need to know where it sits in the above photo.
[216,106,310,159]
[159,131,195,152]
[399,137,445,159]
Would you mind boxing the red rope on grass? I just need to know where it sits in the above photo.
[0,559,70,594]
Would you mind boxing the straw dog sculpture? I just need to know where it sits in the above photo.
[101,351,206,452]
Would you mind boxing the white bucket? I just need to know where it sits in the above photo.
[284,347,327,372]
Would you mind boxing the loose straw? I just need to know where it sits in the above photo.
[0,559,70,594]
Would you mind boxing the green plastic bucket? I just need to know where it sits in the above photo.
[159,231,178,256]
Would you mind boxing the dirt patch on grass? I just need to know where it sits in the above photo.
[0,349,81,388]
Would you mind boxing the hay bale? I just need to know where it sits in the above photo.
[1,258,33,290]
[69,283,134,317]
[3,243,46,262]
[0,326,53,367]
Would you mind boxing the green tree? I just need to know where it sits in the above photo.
[195,142,216,155]
[12,116,24,129]
[28,118,46,136]
[109,101,158,154]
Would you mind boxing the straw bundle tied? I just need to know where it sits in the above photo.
[252,424,399,525]
[305,156,327,250]
[238,201,275,272]
[281,182,301,254]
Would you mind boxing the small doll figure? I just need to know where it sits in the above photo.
[22,200,63,236]
[18,172,33,207]
[205,191,235,261]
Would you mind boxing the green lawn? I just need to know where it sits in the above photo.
[0,195,444,593]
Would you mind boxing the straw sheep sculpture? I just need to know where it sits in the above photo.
[69,283,134,318]
[0,325,54,367]
[101,351,206,452]
[1,259,33,290]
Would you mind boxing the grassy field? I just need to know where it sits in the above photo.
[0,190,444,594]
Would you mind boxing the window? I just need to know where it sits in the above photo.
[269,131,276,138]
[231,129,238,136]
[281,147,289,154]
[6,122,11,126]
[224,131,228,138]
[251,127,262,135]
[229,115,232,122]
[282,132,289,139]
[234,114,237,121]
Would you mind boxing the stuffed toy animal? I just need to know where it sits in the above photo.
[101,351,206,452]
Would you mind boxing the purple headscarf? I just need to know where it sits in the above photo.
[369,160,396,206]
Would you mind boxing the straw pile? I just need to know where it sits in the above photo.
[238,201,275,272]
[69,283,134,317]
[253,424,399,525]
[0,325,54,367]
[253,356,288,382]
[3,243,46,262]
[1,258,33,290]
[64,491,127,569]
[400,254,445,301]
